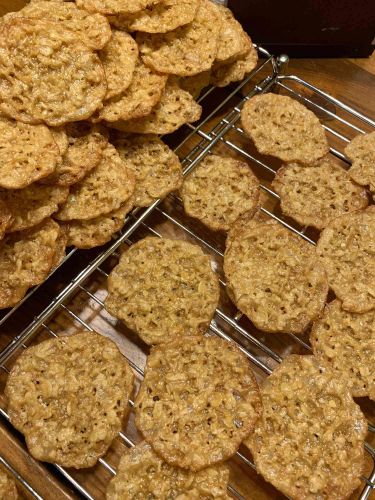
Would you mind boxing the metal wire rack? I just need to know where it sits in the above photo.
[0,48,374,499]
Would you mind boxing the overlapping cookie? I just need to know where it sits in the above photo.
[0,469,17,500]
[346,131,375,198]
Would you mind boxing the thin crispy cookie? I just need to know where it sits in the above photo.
[0,200,13,241]
[107,83,202,134]
[224,217,328,334]
[137,0,222,76]
[0,117,59,189]
[0,19,106,126]
[5,331,134,468]
[174,70,211,99]
[105,237,219,345]
[311,300,375,400]
[246,355,367,500]
[114,134,183,207]
[215,5,251,63]
[56,144,135,221]
[135,336,262,470]
[181,154,260,231]
[50,127,68,156]
[0,469,18,500]
[106,442,230,500]
[272,156,368,230]
[316,207,375,313]
[346,131,375,196]
[241,93,330,163]
[76,0,163,15]
[210,44,258,88]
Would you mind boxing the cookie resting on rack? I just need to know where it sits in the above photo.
[180,154,260,231]
[5,331,134,468]
[210,43,258,88]
[214,4,252,64]
[346,131,375,198]
[224,216,328,334]
[105,237,219,345]
[311,300,375,401]
[241,93,330,163]
[0,468,18,500]
[106,442,230,500]
[316,206,375,313]
[135,336,262,470]
[245,355,367,500]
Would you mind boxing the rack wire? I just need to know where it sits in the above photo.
[0,49,374,499]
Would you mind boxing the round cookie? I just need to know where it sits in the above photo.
[0,117,59,189]
[0,200,13,241]
[51,226,68,269]
[316,207,375,313]
[311,300,375,400]
[0,19,106,126]
[245,355,367,500]
[272,156,368,230]
[137,0,222,76]
[99,31,138,101]
[106,442,230,500]
[0,185,69,233]
[76,0,163,15]
[210,44,258,88]
[0,469,18,500]
[105,237,220,345]
[224,217,328,334]
[114,134,183,207]
[55,144,135,221]
[108,83,202,134]
[181,154,260,231]
[241,93,330,163]
[135,336,262,470]
[5,331,134,468]
[346,131,375,196]
[175,70,211,99]
[215,5,251,64]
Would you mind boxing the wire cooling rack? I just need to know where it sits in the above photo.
[0,48,374,499]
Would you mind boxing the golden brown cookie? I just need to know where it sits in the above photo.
[76,0,163,15]
[135,336,262,470]
[0,185,69,233]
[0,200,13,241]
[175,70,211,99]
[224,217,328,333]
[0,117,59,189]
[105,237,219,345]
[272,156,368,230]
[316,207,375,313]
[245,355,367,500]
[114,134,183,207]
[100,31,138,101]
[137,0,222,76]
[106,442,230,500]
[108,83,202,134]
[97,59,168,122]
[241,93,330,163]
[55,144,135,221]
[346,131,375,196]
[181,154,260,231]
[0,19,106,126]
[215,5,251,64]
[210,44,258,88]
[50,127,69,156]
[5,331,134,468]
[311,300,375,400]
[0,468,18,500]
[51,225,68,269]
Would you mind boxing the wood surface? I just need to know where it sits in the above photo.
[0,0,374,499]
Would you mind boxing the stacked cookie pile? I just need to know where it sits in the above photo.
[0,0,257,310]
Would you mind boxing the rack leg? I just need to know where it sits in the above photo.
[276,54,289,75]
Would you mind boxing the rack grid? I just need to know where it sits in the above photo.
[0,48,374,499]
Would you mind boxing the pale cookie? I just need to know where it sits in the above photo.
[97,59,167,122]
[311,300,375,400]
[245,355,367,500]
[215,5,251,63]
[224,217,328,334]
[181,154,260,231]
[105,237,219,345]
[210,44,258,88]
[42,122,108,187]
[0,469,18,500]
[100,31,138,101]
[106,442,230,500]
[114,134,183,207]
[0,19,106,126]
[0,185,69,233]
[5,331,134,468]
[55,144,135,221]
[135,336,262,470]
[63,197,134,249]
[316,207,375,313]
[272,156,368,230]
[241,93,330,163]
[346,131,375,196]
[137,0,222,76]
[0,200,13,241]
[0,117,59,189]
[76,0,163,15]
[17,0,111,50]
[108,83,202,134]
